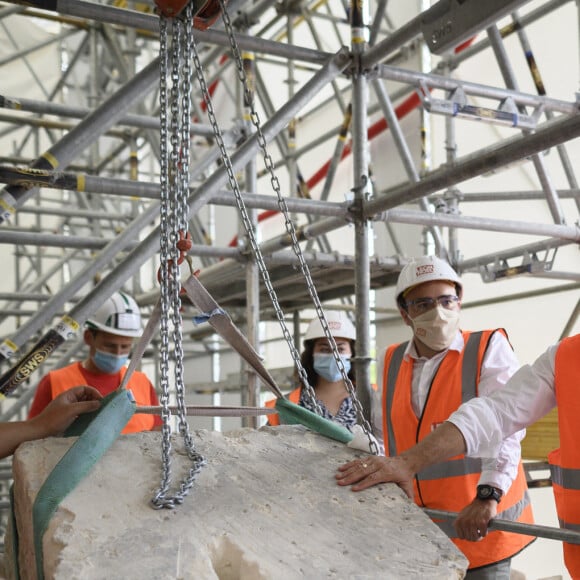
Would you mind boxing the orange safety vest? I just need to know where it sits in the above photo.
[265,388,300,426]
[548,334,580,578]
[49,363,157,434]
[382,330,534,570]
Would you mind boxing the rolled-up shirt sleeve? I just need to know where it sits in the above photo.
[448,342,558,460]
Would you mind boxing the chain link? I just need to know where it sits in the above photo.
[218,1,378,453]
[152,6,207,510]
[188,30,322,415]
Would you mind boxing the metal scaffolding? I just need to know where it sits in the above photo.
[0,0,578,420]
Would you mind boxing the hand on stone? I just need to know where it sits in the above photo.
[454,497,497,542]
[335,455,415,498]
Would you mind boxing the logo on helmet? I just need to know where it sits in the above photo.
[416,265,435,277]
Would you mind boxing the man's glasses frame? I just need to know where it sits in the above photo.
[404,294,460,315]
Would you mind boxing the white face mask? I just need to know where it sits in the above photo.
[410,305,460,352]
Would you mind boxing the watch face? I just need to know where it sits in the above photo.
[477,485,501,502]
[479,487,492,498]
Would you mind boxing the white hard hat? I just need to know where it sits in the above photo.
[395,256,463,302]
[86,291,143,338]
[304,311,356,342]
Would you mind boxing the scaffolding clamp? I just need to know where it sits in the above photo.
[479,249,557,283]
[419,84,538,130]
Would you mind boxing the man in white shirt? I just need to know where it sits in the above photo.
[338,334,580,577]
[367,255,534,579]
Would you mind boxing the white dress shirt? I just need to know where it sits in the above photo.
[448,342,558,459]
[372,330,525,492]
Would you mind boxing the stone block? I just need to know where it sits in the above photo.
[7,425,467,579]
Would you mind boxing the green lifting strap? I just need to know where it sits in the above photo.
[274,397,354,444]
[32,390,136,580]
[8,485,19,580]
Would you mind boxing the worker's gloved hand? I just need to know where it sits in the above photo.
[346,424,382,454]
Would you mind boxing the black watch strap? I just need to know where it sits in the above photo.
[476,484,503,503]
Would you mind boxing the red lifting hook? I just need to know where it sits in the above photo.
[157,230,194,285]
[154,0,226,30]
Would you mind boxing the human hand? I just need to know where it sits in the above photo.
[454,498,497,542]
[30,386,103,438]
[335,455,415,498]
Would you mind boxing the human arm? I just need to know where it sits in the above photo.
[335,421,467,496]
[448,342,558,458]
[453,332,521,540]
[452,341,557,540]
[0,386,102,459]
[475,331,523,491]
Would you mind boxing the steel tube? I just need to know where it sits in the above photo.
[376,64,579,116]
[487,23,565,225]
[363,112,580,218]
[380,208,580,242]
[0,57,161,219]
[0,95,216,136]
[424,508,580,544]
[2,49,351,361]
[3,0,333,64]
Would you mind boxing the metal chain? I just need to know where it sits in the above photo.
[188,20,323,415]
[218,0,378,453]
[152,6,206,510]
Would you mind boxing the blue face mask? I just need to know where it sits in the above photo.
[92,349,128,374]
[313,353,351,383]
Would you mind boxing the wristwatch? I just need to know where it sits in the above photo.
[476,484,503,503]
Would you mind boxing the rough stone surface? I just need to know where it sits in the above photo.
[7,425,467,579]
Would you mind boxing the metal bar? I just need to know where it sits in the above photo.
[0,166,349,215]
[363,112,580,218]
[431,190,580,202]
[1,0,333,64]
[376,64,579,116]
[0,48,351,372]
[380,208,580,242]
[511,9,580,215]
[0,57,161,221]
[350,0,373,424]
[424,508,580,544]
[137,405,276,416]
[442,0,573,72]
[460,238,572,272]
[487,23,565,225]
[361,12,422,69]
[0,95,216,136]
[371,77,447,258]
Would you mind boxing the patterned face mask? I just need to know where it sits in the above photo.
[410,305,460,351]
[313,353,351,382]
[92,349,128,374]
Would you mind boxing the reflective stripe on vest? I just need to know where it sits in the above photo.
[551,465,580,491]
